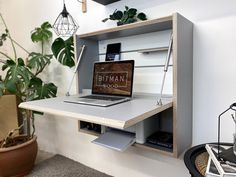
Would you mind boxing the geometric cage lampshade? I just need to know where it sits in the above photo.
[53,2,79,37]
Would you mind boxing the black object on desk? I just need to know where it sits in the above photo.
[105,43,121,61]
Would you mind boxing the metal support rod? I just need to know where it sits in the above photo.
[66,45,86,96]
[157,33,173,105]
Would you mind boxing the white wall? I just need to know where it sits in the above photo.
[1,0,236,176]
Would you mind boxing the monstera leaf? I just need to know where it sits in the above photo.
[27,52,53,75]
[31,22,52,43]
[127,8,137,18]
[103,10,123,22]
[137,12,147,21]
[37,82,57,99]
[51,37,75,68]
[3,58,32,95]
[2,59,15,71]
[28,77,57,101]
[102,6,147,26]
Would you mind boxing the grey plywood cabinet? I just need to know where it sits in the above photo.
[19,13,193,158]
[75,13,193,157]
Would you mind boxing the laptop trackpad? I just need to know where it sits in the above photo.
[79,98,98,102]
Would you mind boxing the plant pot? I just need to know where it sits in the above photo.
[0,135,38,177]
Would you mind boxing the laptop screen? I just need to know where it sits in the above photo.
[92,60,134,97]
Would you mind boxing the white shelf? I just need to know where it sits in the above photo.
[138,47,169,54]
[99,47,169,55]
[78,15,172,40]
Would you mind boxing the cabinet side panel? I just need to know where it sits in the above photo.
[76,37,99,93]
[173,13,193,156]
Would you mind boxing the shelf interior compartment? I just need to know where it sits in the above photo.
[79,121,102,135]
[137,107,173,152]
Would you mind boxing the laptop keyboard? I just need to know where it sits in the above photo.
[81,95,124,101]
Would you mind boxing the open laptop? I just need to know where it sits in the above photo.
[64,60,134,107]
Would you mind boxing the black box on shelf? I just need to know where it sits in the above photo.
[146,131,173,149]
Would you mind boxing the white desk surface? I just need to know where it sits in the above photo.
[19,95,173,129]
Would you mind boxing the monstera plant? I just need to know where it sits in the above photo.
[0,13,75,146]
[0,13,76,176]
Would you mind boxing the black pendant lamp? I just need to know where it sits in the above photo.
[53,0,79,37]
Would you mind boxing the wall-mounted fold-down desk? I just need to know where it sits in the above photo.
[19,95,172,129]
[20,13,193,157]
[19,94,173,153]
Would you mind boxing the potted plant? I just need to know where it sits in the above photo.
[102,6,147,26]
[0,13,75,177]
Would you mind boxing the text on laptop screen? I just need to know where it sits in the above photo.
[92,60,134,97]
